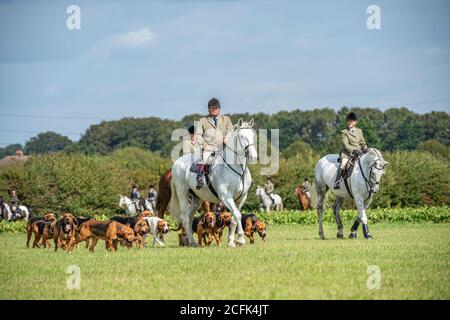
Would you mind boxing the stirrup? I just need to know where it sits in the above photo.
[334,180,341,189]
[196,176,206,188]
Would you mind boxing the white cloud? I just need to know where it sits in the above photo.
[107,28,158,48]
[90,27,158,58]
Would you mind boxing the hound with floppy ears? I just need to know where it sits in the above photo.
[26,213,57,248]
[54,213,78,252]
[174,211,217,247]
[241,213,267,243]
[30,219,57,248]
[211,211,233,246]
[131,219,151,249]
[142,216,170,247]
[69,220,136,252]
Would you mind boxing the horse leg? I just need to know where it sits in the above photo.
[355,197,372,239]
[222,197,244,247]
[316,184,327,240]
[333,197,344,239]
[180,194,201,247]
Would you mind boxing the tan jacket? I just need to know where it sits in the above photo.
[195,115,233,151]
[340,127,367,158]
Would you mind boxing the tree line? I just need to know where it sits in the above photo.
[0,107,449,158]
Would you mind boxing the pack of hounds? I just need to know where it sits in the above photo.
[26,210,267,252]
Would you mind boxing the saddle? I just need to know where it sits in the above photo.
[189,153,220,199]
[342,155,359,180]
[339,152,362,198]
[189,152,217,174]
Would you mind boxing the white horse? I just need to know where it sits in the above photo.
[1,203,31,221]
[170,118,257,247]
[119,195,155,215]
[310,148,388,240]
[255,186,283,212]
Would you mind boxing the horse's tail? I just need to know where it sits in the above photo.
[168,178,181,223]
[309,182,318,209]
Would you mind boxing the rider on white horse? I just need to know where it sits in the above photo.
[130,184,141,212]
[264,178,275,205]
[170,117,257,247]
[195,98,234,188]
[9,189,20,217]
[334,112,367,189]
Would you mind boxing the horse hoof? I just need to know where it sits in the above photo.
[235,240,245,247]
[189,242,199,248]
[349,233,357,239]
[228,242,236,248]
[364,234,373,240]
[337,234,344,239]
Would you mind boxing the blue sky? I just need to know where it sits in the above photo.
[0,0,449,146]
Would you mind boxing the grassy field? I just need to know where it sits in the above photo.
[0,222,449,300]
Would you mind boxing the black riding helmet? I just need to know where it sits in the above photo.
[188,125,195,134]
[346,112,358,121]
[208,98,220,108]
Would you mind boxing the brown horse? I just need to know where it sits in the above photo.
[294,186,310,211]
[156,169,213,218]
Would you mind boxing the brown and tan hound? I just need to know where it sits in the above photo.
[175,212,217,247]
[54,213,78,252]
[69,220,136,252]
[26,213,57,248]
[241,213,267,244]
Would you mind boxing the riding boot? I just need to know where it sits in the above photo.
[334,168,343,189]
[349,219,360,239]
[196,164,206,188]
[362,223,373,239]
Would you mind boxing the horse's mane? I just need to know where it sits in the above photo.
[366,147,384,161]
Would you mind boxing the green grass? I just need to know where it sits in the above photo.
[0,223,449,299]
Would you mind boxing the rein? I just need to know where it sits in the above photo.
[357,154,385,200]
[220,127,255,200]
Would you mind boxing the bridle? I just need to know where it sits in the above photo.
[225,127,255,159]
[220,127,257,199]
[358,154,386,198]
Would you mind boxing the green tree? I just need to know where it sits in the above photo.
[396,115,424,150]
[0,144,23,158]
[24,132,72,155]
[417,139,450,161]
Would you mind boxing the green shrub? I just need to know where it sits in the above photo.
[256,206,450,225]
[0,220,27,233]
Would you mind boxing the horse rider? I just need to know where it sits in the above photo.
[147,184,157,209]
[194,97,233,188]
[10,189,20,214]
[130,184,141,212]
[264,178,275,205]
[334,112,368,189]
[182,125,200,155]
[302,178,311,200]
